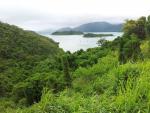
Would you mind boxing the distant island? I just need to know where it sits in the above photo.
[83,33,113,38]
[51,31,83,35]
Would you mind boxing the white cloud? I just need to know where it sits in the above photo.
[0,0,150,30]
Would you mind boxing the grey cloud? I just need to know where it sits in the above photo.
[0,9,132,31]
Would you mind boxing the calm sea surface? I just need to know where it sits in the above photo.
[46,32,123,52]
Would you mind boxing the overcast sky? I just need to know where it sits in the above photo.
[0,0,150,31]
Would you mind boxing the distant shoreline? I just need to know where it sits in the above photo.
[83,33,113,38]
[51,31,83,35]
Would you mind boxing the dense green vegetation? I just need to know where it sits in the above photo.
[1,16,150,113]
[0,22,64,108]
[83,33,113,38]
[51,31,83,35]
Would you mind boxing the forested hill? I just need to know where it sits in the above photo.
[0,22,64,107]
[0,22,63,60]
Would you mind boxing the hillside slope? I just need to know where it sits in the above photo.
[0,22,63,100]
[0,22,62,60]
[1,16,150,113]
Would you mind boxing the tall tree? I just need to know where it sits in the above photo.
[146,15,150,37]
[62,55,72,87]
[123,17,146,39]
[136,16,146,39]
[123,20,137,37]
[119,34,141,64]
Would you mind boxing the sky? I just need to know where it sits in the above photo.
[0,0,150,31]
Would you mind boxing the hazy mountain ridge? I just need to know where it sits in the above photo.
[56,22,123,32]
[74,22,123,32]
